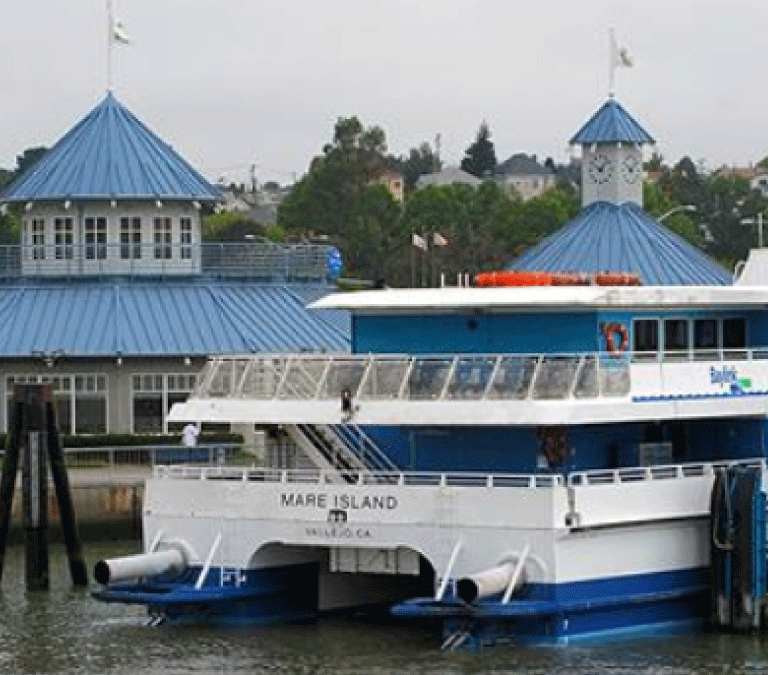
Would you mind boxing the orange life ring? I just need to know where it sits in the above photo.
[604,323,629,355]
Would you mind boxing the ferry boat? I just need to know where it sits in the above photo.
[93,98,768,647]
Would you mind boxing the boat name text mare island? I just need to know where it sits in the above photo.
[92,96,768,649]
[280,492,399,510]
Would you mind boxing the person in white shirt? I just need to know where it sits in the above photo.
[182,422,200,447]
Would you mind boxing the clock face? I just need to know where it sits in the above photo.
[620,154,641,184]
[588,152,613,185]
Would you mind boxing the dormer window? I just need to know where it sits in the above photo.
[54,217,74,260]
[120,217,142,259]
[154,217,172,260]
[180,217,192,259]
[31,218,45,260]
[84,217,107,260]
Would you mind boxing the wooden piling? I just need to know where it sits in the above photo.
[20,385,49,590]
[0,384,89,590]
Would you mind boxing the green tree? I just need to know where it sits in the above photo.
[460,122,497,178]
[278,116,397,279]
[15,147,47,177]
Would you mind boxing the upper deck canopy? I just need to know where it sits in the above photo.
[311,283,765,314]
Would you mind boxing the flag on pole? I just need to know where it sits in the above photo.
[112,18,131,44]
[433,232,448,246]
[411,233,427,250]
[611,31,632,68]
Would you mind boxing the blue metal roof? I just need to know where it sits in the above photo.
[569,98,655,145]
[0,280,349,357]
[1,93,219,203]
[507,202,732,286]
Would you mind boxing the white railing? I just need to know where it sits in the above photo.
[154,457,767,492]
[194,352,632,402]
[153,465,565,488]
[568,457,766,487]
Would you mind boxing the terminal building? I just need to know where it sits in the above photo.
[0,93,348,435]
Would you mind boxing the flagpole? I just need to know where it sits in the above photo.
[107,0,114,91]
[608,27,615,98]
[410,231,415,288]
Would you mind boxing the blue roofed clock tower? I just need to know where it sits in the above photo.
[570,97,655,207]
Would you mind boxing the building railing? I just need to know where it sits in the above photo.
[0,443,244,482]
[3,242,334,281]
[194,348,768,404]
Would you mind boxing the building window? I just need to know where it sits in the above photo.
[132,373,197,433]
[5,374,106,434]
[54,217,74,260]
[74,375,107,433]
[120,217,142,259]
[31,218,45,260]
[154,217,172,259]
[84,217,107,260]
[180,217,192,259]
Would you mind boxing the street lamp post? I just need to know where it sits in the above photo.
[740,213,764,249]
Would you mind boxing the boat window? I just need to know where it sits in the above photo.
[633,319,659,359]
[693,319,718,359]
[723,318,746,358]
[664,319,689,359]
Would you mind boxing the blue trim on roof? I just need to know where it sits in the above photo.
[507,202,731,286]
[1,93,220,203]
[0,280,348,357]
[569,98,655,145]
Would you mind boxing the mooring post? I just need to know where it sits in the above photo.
[46,402,88,586]
[0,399,23,582]
[20,384,50,591]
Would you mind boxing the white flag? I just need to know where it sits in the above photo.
[411,233,427,250]
[433,232,448,246]
[611,32,632,67]
[112,19,131,44]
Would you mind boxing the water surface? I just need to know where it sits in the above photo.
[2,542,768,674]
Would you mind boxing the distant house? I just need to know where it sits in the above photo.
[715,165,758,182]
[751,173,768,198]
[496,153,556,201]
[416,167,481,189]
[377,169,404,202]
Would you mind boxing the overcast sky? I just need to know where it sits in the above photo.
[3,1,768,185]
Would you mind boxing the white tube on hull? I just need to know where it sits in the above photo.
[94,549,185,585]
[456,562,526,603]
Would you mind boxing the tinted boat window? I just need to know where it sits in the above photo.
[633,319,658,355]
[664,319,689,358]
[723,318,746,350]
[694,319,718,349]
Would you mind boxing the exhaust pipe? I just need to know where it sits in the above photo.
[95,542,191,585]
[456,562,526,603]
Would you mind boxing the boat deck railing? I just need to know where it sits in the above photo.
[192,349,768,404]
[153,457,766,489]
[194,352,633,402]
[153,464,565,488]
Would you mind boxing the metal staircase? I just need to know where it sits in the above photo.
[285,423,398,479]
